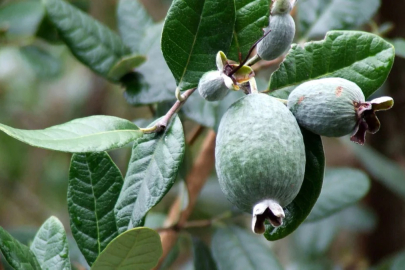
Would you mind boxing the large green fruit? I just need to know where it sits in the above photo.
[256,0,295,61]
[287,78,365,137]
[215,93,306,234]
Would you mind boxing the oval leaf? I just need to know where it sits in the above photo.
[228,0,270,61]
[20,45,62,79]
[0,227,41,270]
[123,23,176,105]
[162,0,236,91]
[268,31,395,99]
[117,0,154,53]
[115,116,185,233]
[193,238,217,270]
[211,226,283,270]
[68,152,124,265]
[90,227,162,270]
[0,115,142,153]
[107,54,146,81]
[264,128,325,241]
[42,0,131,81]
[306,168,370,222]
[298,0,380,39]
[30,216,71,270]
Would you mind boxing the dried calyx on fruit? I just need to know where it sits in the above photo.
[256,0,296,61]
[287,77,394,145]
[215,93,306,234]
[198,51,255,101]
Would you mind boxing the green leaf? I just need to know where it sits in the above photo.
[343,140,405,200]
[68,152,124,266]
[42,0,131,80]
[181,91,243,130]
[117,0,153,53]
[389,38,405,58]
[162,0,236,91]
[0,1,44,39]
[0,115,143,153]
[306,168,370,222]
[90,227,162,270]
[293,214,340,256]
[269,31,395,99]
[211,226,283,270]
[115,116,185,233]
[123,23,177,105]
[298,0,380,39]
[374,250,405,270]
[107,54,146,81]
[0,227,41,270]
[30,216,71,270]
[193,238,217,270]
[264,128,325,241]
[20,45,62,79]
[228,0,270,61]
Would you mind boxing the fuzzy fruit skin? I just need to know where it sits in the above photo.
[257,14,295,61]
[287,78,365,137]
[215,93,306,213]
[198,71,230,101]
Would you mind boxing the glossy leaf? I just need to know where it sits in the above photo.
[269,31,395,99]
[211,226,283,270]
[0,227,41,270]
[30,217,71,270]
[298,0,380,39]
[20,45,62,79]
[343,140,405,200]
[265,128,325,241]
[115,116,185,233]
[123,23,176,105]
[162,0,236,91]
[107,54,146,81]
[91,227,162,270]
[68,152,123,266]
[389,38,405,59]
[0,115,142,153]
[0,1,44,39]
[42,0,130,80]
[117,0,153,53]
[228,0,270,61]
[306,168,370,222]
[193,238,217,270]
[181,91,243,131]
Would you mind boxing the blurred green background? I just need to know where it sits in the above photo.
[1,0,405,269]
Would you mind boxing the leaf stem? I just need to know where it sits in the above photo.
[246,54,261,66]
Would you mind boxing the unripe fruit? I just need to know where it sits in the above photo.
[256,0,295,61]
[287,77,394,145]
[198,71,230,101]
[215,93,306,234]
[288,78,364,137]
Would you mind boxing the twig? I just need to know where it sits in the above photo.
[186,125,205,145]
[140,88,197,134]
[154,130,216,269]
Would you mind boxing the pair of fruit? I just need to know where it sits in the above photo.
[215,78,393,234]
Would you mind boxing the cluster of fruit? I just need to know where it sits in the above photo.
[197,0,394,234]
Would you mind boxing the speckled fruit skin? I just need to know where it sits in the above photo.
[287,78,365,137]
[215,93,306,213]
[257,14,295,61]
[198,71,230,101]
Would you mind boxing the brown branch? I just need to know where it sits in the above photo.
[186,125,205,145]
[154,130,216,269]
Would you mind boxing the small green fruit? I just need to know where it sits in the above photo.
[198,71,230,101]
[287,77,394,144]
[256,0,295,61]
[215,93,306,234]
